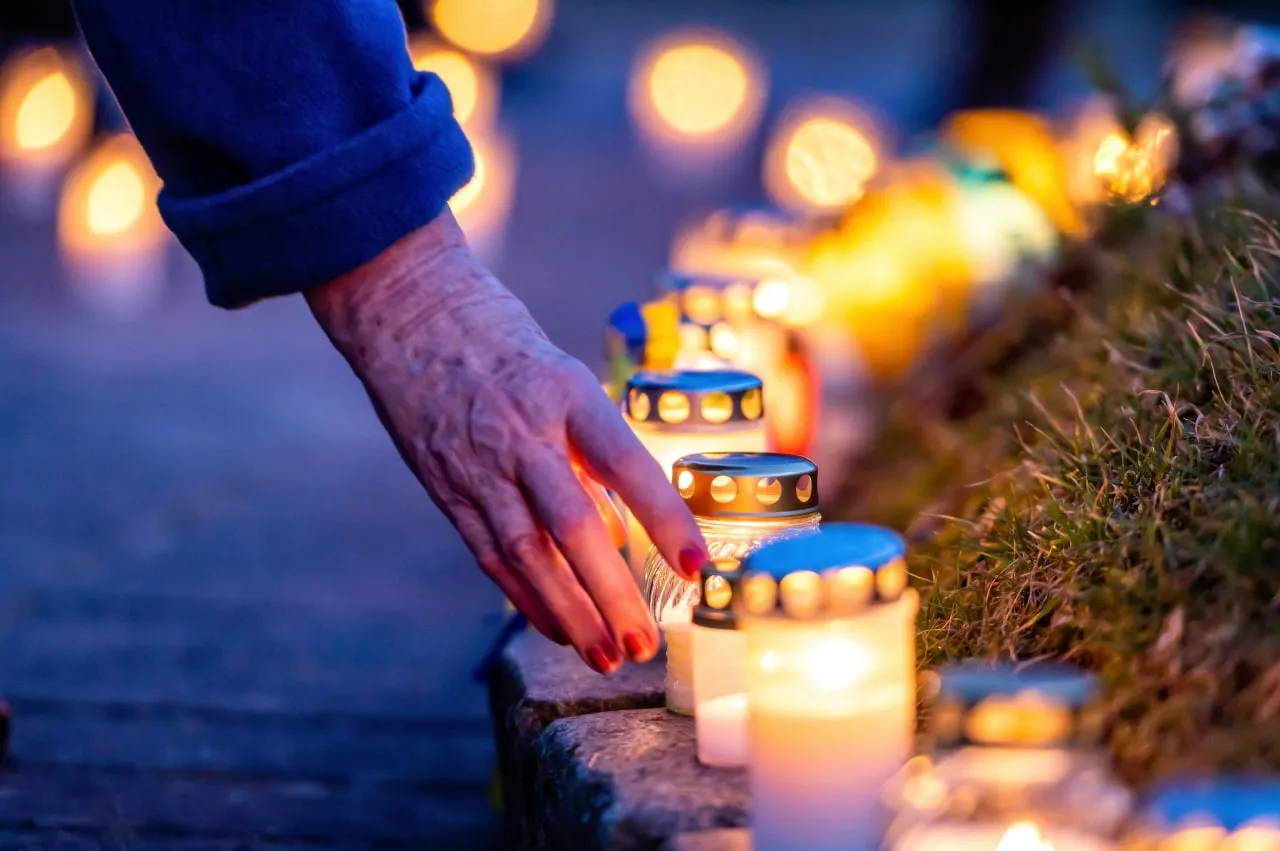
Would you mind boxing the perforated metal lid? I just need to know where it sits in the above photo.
[673,452,818,519]
[733,524,909,620]
[928,662,1103,750]
[1138,778,1280,836]
[692,556,745,630]
[623,369,764,429]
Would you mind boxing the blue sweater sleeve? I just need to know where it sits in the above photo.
[72,0,475,308]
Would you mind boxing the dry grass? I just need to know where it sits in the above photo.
[843,200,1280,786]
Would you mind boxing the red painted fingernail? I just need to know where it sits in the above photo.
[679,547,708,578]
[587,644,622,674]
[623,631,653,663]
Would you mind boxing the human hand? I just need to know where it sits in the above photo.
[305,212,708,673]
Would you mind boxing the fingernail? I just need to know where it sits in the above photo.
[623,631,654,663]
[587,643,622,675]
[679,547,708,579]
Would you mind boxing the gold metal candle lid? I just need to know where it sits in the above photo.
[660,270,764,327]
[624,369,764,429]
[734,523,909,620]
[692,556,744,630]
[673,452,818,519]
[928,662,1102,750]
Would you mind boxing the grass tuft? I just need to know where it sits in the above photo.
[849,201,1280,785]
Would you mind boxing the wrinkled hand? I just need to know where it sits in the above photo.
[306,212,708,673]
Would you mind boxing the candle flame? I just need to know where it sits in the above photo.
[86,161,148,236]
[629,30,766,156]
[996,821,1054,851]
[428,0,553,61]
[59,135,163,246]
[16,72,76,151]
[0,46,92,167]
[803,638,868,692]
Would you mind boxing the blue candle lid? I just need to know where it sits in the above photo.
[734,524,908,619]
[937,661,1099,707]
[624,369,764,429]
[1141,778,1280,832]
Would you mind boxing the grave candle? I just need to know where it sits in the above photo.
[1128,778,1280,851]
[642,453,821,716]
[620,370,767,578]
[738,524,917,851]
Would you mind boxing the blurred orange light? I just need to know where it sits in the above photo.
[428,0,553,62]
[58,134,168,312]
[765,97,882,215]
[450,128,517,260]
[1090,114,1178,204]
[629,30,765,156]
[0,46,92,170]
[408,35,498,133]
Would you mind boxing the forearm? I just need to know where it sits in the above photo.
[72,0,473,307]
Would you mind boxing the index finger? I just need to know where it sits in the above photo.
[567,390,708,580]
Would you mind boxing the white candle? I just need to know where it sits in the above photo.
[662,621,694,715]
[697,692,747,767]
[621,370,768,579]
[893,820,1116,851]
[740,525,917,851]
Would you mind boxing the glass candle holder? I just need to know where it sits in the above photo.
[643,452,821,715]
[737,524,918,851]
[883,662,1130,851]
[1124,779,1280,850]
[621,370,768,578]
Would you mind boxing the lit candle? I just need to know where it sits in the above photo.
[628,29,767,177]
[1130,778,1280,851]
[738,524,918,851]
[57,134,169,316]
[885,662,1132,849]
[894,819,1116,850]
[763,95,884,217]
[427,0,555,63]
[0,45,93,217]
[643,453,821,715]
[691,558,747,766]
[621,370,768,578]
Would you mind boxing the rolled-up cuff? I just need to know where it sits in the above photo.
[159,76,475,309]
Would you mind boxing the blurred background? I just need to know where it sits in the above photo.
[0,0,1277,846]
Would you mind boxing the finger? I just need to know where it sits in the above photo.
[450,502,568,646]
[567,391,708,580]
[479,481,623,674]
[521,451,659,663]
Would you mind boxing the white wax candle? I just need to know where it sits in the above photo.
[697,692,747,767]
[892,820,1116,851]
[623,420,767,579]
[663,621,694,715]
[747,592,918,851]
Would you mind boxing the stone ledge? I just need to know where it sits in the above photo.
[535,709,748,851]
[489,631,667,846]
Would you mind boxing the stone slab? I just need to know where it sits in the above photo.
[533,709,748,851]
[489,631,666,845]
[663,829,751,851]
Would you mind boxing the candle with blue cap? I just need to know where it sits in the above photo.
[884,662,1130,850]
[1127,778,1280,850]
[736,523,918,851]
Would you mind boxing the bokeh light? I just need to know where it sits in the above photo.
[629,29,766,161]
[1063,100,1178,208]
[427,0,554,62]
[671,208,809,286]
[764,96,883,216]
[0,46,93,172]
[58,134,169,315]
[408,34,499,133]
[450,128,518,264]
